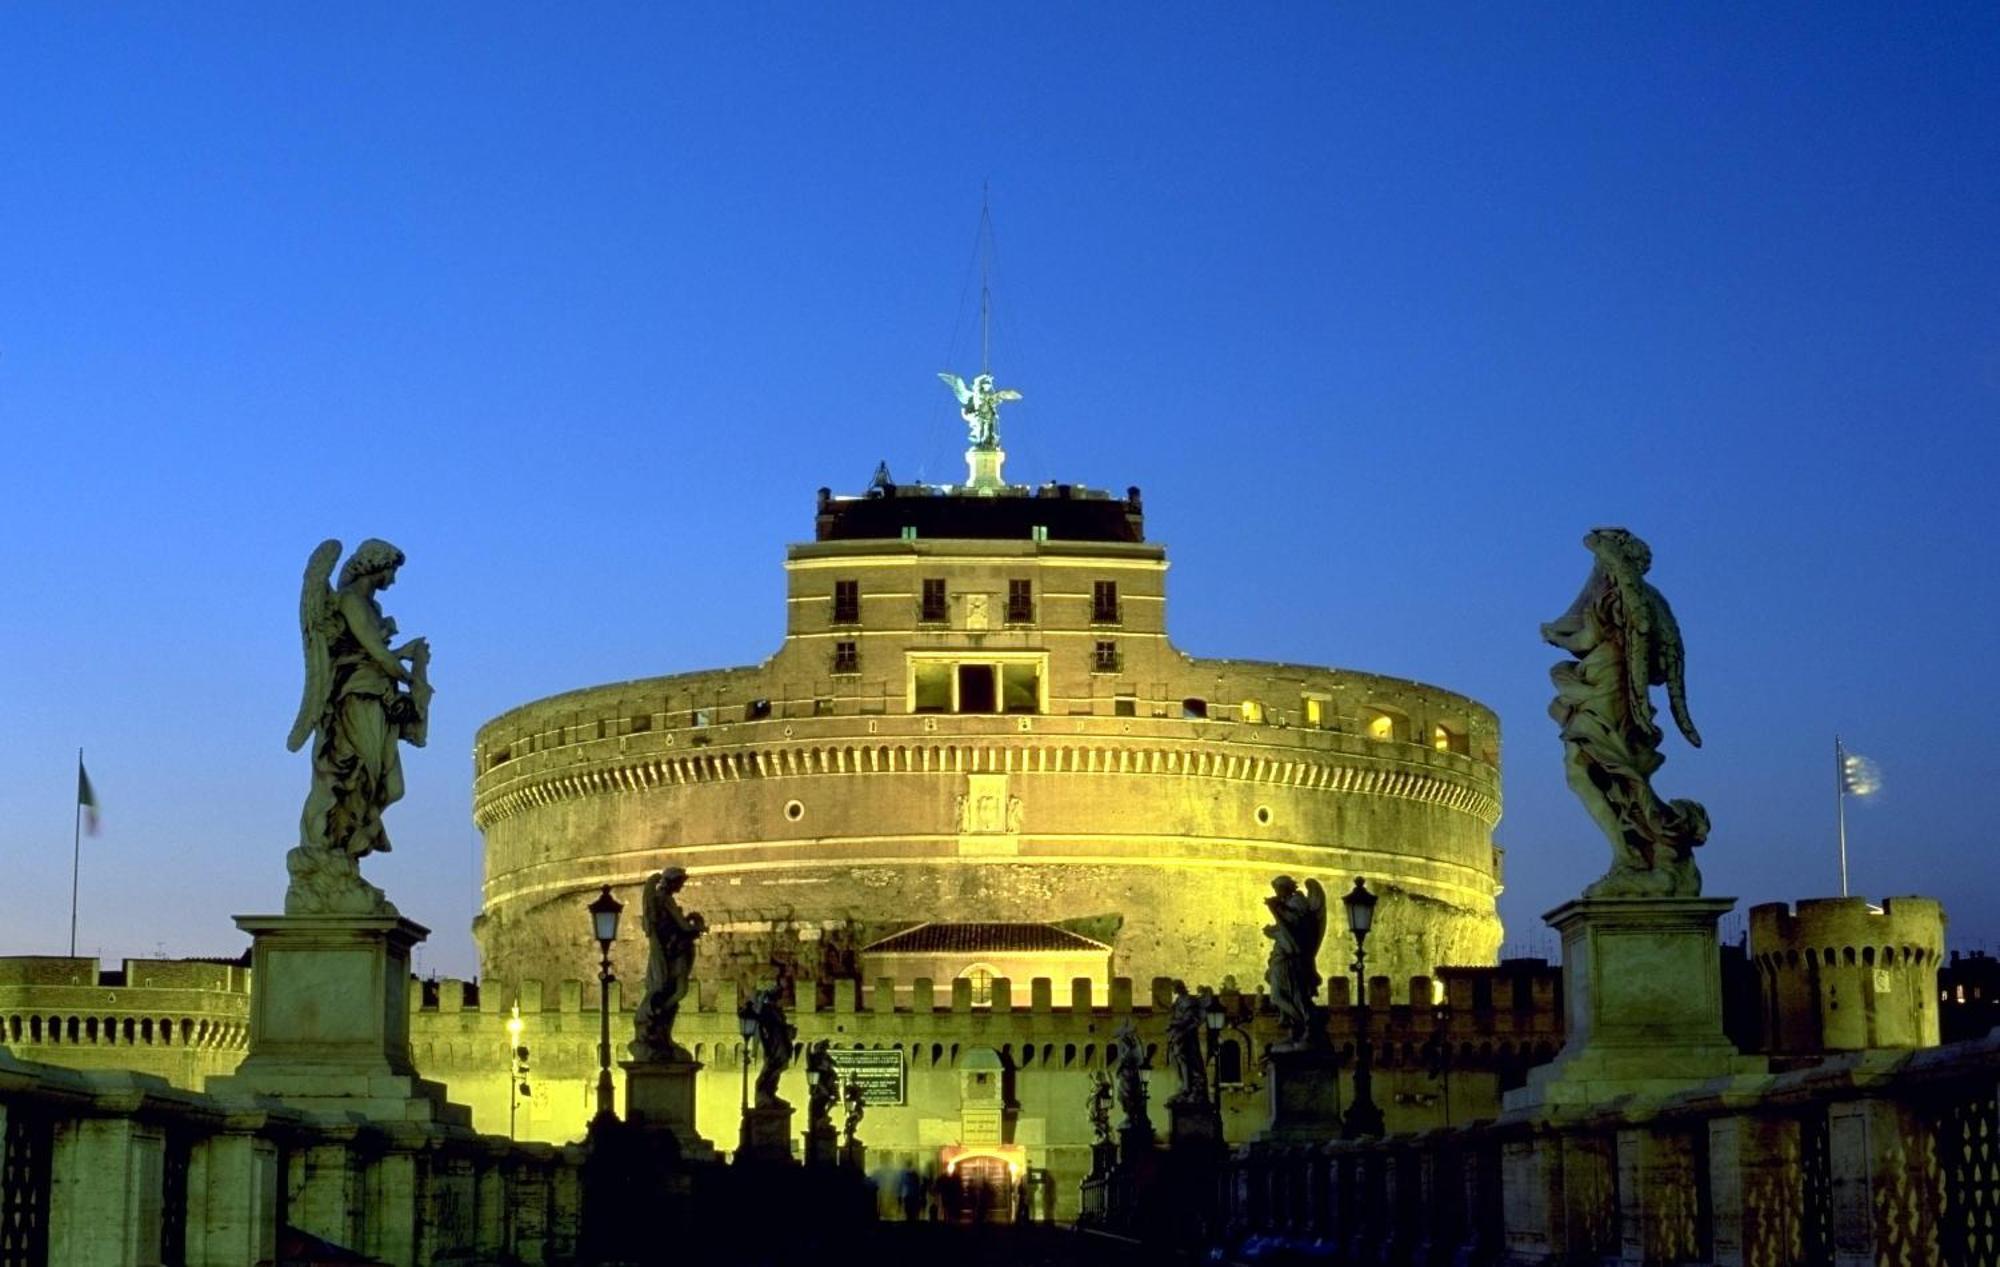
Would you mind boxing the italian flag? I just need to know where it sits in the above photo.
[78,761,99,836]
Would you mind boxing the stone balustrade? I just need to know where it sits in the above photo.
[0,1046,582,1267]
[1218,1032,2000,1267]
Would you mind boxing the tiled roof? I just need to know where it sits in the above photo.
[861,922,1112,955]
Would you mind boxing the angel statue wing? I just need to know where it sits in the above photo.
[992,388,1022,406]
[937,372,972,407]
[286,539,343,753]
[1299,877,1328,961]
[1648,589,1702,748]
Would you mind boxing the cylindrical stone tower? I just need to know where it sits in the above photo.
[1748,896,1946,1055]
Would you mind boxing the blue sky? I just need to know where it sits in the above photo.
[2,6,1995,978]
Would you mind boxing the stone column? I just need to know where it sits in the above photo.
[48,1116,165,1267]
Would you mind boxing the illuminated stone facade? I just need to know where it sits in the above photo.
[473,477,1505,1003]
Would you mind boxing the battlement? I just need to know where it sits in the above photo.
[0,956,250,993]
[416,961,1560,1031]
[1749,896,1946,966]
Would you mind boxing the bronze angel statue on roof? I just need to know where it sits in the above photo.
[1542,527,1709,897]
[284,538,432,914]
[1263,875,1327,1050]
[938,371,1021,449]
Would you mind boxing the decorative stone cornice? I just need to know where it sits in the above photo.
[472,737,1501,830]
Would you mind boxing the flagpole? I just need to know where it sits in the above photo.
[70,747,82,958]
[1835,734,1849,899]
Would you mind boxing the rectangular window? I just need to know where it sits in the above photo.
[747,698,771,720]
[1182,697,1208,720]
[1093,640,1119,673]
[833,640,859,674]
[1001,663,1040,714]
[833,580,859,624]
[920,578,948,622]
[1007,579,1034,623]
[912,663,952,713]
[814,697,834,717]
[1092,580,1120,623]
[1304,696,1325,728]
[1241,700,1264,724]
[692,708,712,728]
[1114,695,1137,718]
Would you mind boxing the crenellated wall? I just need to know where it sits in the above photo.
[0,956,250,1088]
[408,961,1561,1220]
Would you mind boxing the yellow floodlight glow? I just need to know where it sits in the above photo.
[505,1003,523,1042]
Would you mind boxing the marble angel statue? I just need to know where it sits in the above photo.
[1542,528,1709,897]
[1263,875,1327,1049]
[284,539,431,914]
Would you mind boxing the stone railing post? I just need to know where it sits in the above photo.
[1829,1098,1943,1267]
[473,1141,511,1262]
[48,1115,165,1267]
[1501,1127,1562,1266]
[1708,1112,1802,1267]
[549,1144,585,1263]
[185,1117,281,1267]
[287,1130,368,1252]
[1616,1122,1705,1264]
[1463,1132,1501,1266]
[508,1150,554,1266]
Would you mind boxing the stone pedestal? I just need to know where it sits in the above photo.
[1505,897,1763,1113]
[621,1059,715,1161]
[965,445,1006,492]
[207,914,469,1127]
[803,1124,838,1167]
[1259,1047,1343,1142]
[737,1102,795,1165]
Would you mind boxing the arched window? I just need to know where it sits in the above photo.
[1363,708,1404,742]
[1217,1038,1244,1086]
[959,963,998,1007]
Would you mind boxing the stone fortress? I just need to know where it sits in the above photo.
[472,467,1506,1004]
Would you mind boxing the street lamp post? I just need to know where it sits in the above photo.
[587,885,624,1127]
[1340,877,1384,1138]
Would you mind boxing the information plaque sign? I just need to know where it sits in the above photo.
[827,1047,907,1106]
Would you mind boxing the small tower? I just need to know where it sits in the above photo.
[1748,896,1945,1055]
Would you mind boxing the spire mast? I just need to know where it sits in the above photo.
[979,181,992,376]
